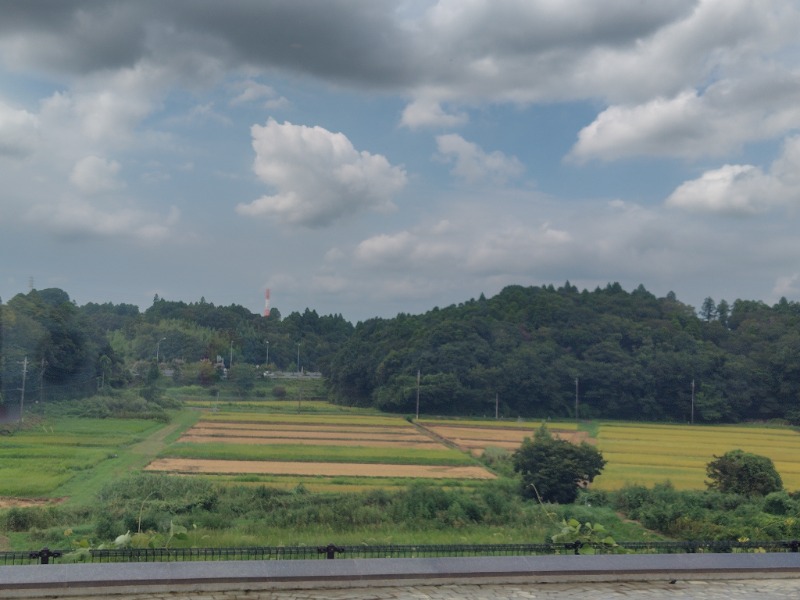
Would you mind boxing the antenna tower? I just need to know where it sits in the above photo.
[263,288,271,317]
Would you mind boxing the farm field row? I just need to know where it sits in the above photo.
[147,411,496,482]
[420,423,584,454]
[5,405,800,503]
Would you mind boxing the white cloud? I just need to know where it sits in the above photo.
[400,99,468,129]
[230,79,289,110]
[70,155,123,195]
[25,198,179,242]
[570,75,800,161]
[237,119,407,227]
[435,133,524,184]
[665,136,800,215]
[0,101,39,158]
[773,273,800,298]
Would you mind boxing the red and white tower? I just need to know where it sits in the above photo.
[263,288,271,317]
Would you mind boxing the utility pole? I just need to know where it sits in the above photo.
[691,379,695,425]
[495,392,499,420]
[39,358,47,404]
[415,369,420,420]
[229,340,233,369]
[575,377,579,425]
[19,356,28,423]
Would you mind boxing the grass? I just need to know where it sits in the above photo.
[0,416,168,500]
[46,409,200,506]
[160,441,475,466]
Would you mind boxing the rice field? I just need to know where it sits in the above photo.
[0,417,163,498]
[593,422,800,491]
[146,411,496,486]
[6,404,800,501]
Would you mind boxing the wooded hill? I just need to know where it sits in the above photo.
[2,283,800,424]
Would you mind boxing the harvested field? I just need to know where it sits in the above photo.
[178,420,446,450]
[179,434,445,449]
[146,458,496,479]
[423,424,587,454]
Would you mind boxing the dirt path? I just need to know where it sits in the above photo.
[130,411,199,459]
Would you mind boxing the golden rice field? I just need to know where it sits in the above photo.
[593,423,800,491]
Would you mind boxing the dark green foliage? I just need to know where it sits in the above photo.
[40,393,172,422]
[613,483,800,540]
[324,282,800,423]
[763,491,798,515]
[4,506,64,532]
[512,425,606,504]
[8,282,800,423]
[706,450,783,496]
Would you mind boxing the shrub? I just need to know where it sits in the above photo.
[763,491,797,516]
[706,450,783,496]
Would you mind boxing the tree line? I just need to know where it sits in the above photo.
[3,282,800,424]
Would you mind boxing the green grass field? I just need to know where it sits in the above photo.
[160,441,475,466]
[0,417,166,498]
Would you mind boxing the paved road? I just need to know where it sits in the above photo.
[27,579,799,600]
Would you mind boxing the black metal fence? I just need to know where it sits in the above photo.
[2,540,799,566]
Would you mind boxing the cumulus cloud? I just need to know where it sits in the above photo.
[237,119,407,227]
[570,76,800,161]
[70,155,123,195]
[0,101,39,158]
[3,1,800,161]
[229,79,289,109]
[435,134,524,184]
[665,136,800,214]
[400,99,468,129]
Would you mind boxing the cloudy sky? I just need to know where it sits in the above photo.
[2,0,800,322]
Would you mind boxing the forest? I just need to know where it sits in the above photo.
[2,282,800,424]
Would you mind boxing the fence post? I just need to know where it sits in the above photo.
[317,544,344,559]
[28,548,62,565]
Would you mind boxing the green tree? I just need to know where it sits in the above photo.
[512,425,606,504]
[700,297,717,322]
[706,449,783,496]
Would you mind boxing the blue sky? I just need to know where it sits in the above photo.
[2,1,800,322]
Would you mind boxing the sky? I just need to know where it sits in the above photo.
[1,1,800,323]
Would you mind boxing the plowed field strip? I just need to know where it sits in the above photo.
[192,422,417,435]
[427,426,586,444]
[188,426,431,441]
[178,435,446,449]
[145,458,496,479]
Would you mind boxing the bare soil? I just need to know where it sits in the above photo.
[424,425,588,454]
[0,497,66,509]
[145,458,496,480]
